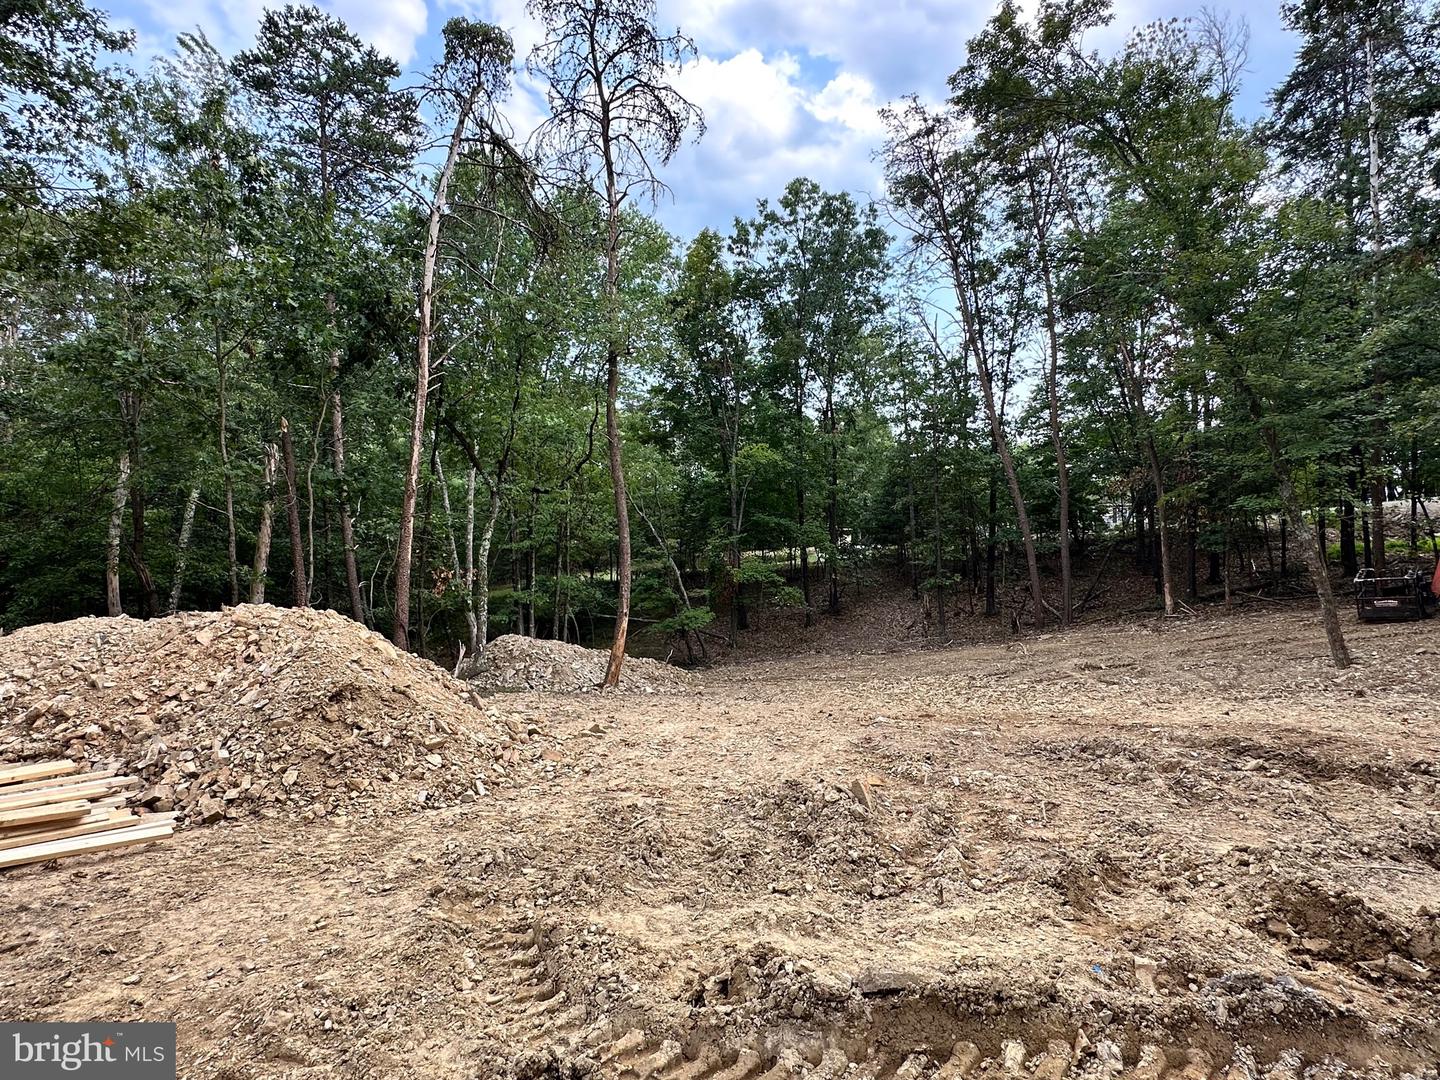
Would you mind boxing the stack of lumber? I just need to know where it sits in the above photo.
[0,759,173,871]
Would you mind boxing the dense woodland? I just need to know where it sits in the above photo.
[2,0,1439,676]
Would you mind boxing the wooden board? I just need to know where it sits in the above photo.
[0,760,81,786]
[0,807,111,838]
[0,810,142,851]
[0,800,92,829]
[0,776,138,813]
[0,822,172,871]
[0,768,117,796]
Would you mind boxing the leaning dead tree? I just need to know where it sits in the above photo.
[393,19,517,651]
[528,0,703,687]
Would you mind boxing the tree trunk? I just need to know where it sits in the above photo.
[825,372,840,615]
[524,499,537,637]
[329,362,366,623]
[1186,505,1198,599]
[600,181,632,681]
[905,416,919,601]
[985,469,998,618]
[1038,242,1073,624]
[465,467,478,654]
[636,499,689,609]
[250,443,278,604]
[434,451,475,651]
[552,507,568,640]
[792,378,814,628]
[1370,452,1386,573]
[218,352,239,605]
[416,414,442,658]
[1265,427,1351,668]
[1365,33,1386,576]
[394,103,471,650]
[727,451,743,645]
[167,484,201,615]
[1135,492,1147,568]
[280,418,308,607]
[121,394,161,618]
[1409,440,1420,554]
[509,509,521,634]
[1142,438,1175,615]
[475,485,501,651]
[978,372,1046,626]
[105,452,131,617]
[1223,527,1232,612]
[932,444,946,640]
[796,478,813,625]
[1339,499,1357,575]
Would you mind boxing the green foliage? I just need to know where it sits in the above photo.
[0,0,133,203]
[2,0,1437,655]
[652,606,714,636]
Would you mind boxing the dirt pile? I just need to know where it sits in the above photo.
[0,605,555,825]
[468,634,697,694]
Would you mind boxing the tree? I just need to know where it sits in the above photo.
[0,0,132,206]
[393,18,516,650]
[953,4,1090,622]
[733,180,889,621]
[234,4,420,621]
[529,0,703,686]
[882,100,1049,627]
[665,229,749,644]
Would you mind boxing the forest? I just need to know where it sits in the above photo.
[3,0,1439,679]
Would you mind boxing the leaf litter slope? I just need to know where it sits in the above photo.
[0,605,1436,1079]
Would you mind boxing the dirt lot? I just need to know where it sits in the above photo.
[1,604,1437,1080]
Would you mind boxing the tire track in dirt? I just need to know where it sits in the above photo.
[461,912,1436,1080]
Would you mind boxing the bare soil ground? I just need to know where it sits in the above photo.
[1,602,1437,1080]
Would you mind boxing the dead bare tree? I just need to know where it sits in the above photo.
[528,0,703,687]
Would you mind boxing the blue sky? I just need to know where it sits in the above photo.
[107,0,1299,239]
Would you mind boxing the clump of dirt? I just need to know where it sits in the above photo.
[1258,879,1440,977]
[467,634,696,694]
[0,605,554,824]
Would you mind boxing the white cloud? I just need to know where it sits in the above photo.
[330,0,428,63]
[808,71,884,137]
[658,0,983,100]
[136,0,428,64]
[659,47,884,237]
[674,48,805,147]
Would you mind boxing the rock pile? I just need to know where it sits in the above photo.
[467,634,697,694]
[0,606,554,825]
